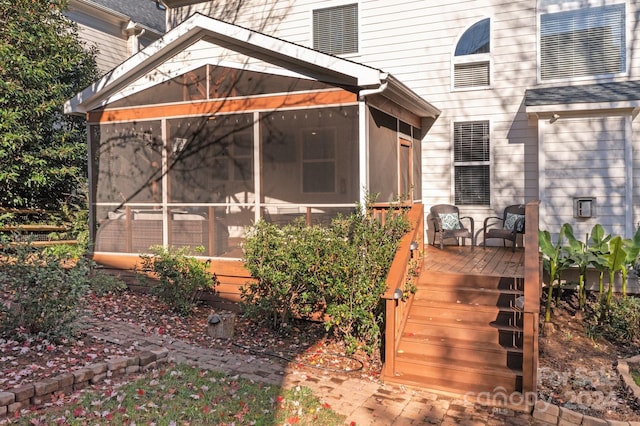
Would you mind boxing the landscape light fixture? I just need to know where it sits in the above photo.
[392,288,403,300]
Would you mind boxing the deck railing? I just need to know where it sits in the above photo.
[380,203,424,378]
[522,200,541,397]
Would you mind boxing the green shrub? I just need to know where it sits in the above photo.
[323,205,409,354]
[242,203,410,354]
[139,246,219,316]
[90,270,128,296]
[241,219,333,329]
[0,244,91,340]
[585,296,640,345]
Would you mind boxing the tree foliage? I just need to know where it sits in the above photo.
[0,0,98,209]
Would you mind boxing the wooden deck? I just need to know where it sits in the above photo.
[421,244,525,278]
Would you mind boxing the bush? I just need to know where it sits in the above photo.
[585,296,640,345]
[139,246,219,316]
[241,219,333,329]
[90,271,128,296]
[0,244,91,340]
[242,203,410,354]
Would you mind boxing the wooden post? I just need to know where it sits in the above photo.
[208,206,216,256]
[522,200,540,404]
[125,206,132,253]
[206,312,236,339]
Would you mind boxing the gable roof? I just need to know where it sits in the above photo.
[65,13,439,119]
[525,81,640,113]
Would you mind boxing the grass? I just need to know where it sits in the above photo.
[12,363,346,425]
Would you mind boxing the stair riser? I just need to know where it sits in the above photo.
[417,276,523,291]
[402,327,522,346]
[414,290,520,307]
[409,309,522,326]
[397,341,523,369]
[394,361,521,394]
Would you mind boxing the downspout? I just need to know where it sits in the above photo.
[357,80,388,209]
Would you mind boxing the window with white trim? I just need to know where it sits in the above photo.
[540,3,626,80]
[313,4,358,55]
[454,121,490,206]
[453,18,490,89]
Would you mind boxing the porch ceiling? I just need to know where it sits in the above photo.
[65,13,439,119]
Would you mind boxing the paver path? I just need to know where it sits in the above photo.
[85,317,539,425]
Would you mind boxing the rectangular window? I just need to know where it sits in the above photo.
[540,4,626,80]
[302,129,335,193]
[454,62,490,88]
[454,121,490,205]
[313,4,358,55]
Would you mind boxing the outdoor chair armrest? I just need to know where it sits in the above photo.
[483,215,503,229]
[459,216,474,234]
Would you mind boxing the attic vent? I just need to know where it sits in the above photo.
[454,62,490,88]
[313,4,358,55]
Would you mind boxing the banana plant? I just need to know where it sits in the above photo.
[539,224,571,323]
[620,226,640,299]
[563,224,598,311]
[588,224,611,296]
[603,236,626,308]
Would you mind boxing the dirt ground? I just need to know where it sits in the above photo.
[537,292,640,421]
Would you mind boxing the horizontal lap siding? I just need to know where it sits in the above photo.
[541,117,626,237]
[77,24,128,74]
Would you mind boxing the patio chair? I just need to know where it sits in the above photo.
[429,204,475,249]
[482,204,526,251]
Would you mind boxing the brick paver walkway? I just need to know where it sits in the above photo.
[84,317,540,425]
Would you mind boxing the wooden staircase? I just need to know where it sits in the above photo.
[389,272,525,397]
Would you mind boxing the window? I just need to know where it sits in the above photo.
[540,3,626,80]
[302,129,335,193]
[313,4,358,55]
[454,121,490,205]
[453,18,490,89]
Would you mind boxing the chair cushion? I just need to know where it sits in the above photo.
[439,213,461,230]
[505,212,525,232]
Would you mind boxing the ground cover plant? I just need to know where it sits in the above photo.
[139,245,219,316]
[631,364,640,387]
[10,363,346,425]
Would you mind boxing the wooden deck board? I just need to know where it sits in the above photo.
[421,245,524,279]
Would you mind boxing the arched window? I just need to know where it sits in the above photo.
[455,18,490,56]
[453,18,490,89]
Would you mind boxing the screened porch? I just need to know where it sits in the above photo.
[89,67,423,259]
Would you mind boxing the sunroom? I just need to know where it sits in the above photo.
[65,13,439,266]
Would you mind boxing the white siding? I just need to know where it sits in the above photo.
[540,116,627,237]
[77,23,128,74]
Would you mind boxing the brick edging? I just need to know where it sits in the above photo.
[0,347,169,419]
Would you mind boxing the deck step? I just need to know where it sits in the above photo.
[383,372,521,402]
[408,300,523,325]
[397,337,523,370]
[402,321,522,346]
[416,273,522,291]
[392,357,522,396]
[413,286,523,306]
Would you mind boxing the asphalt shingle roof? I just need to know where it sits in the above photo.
[525,80,640,106]
[90,0,166,33]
